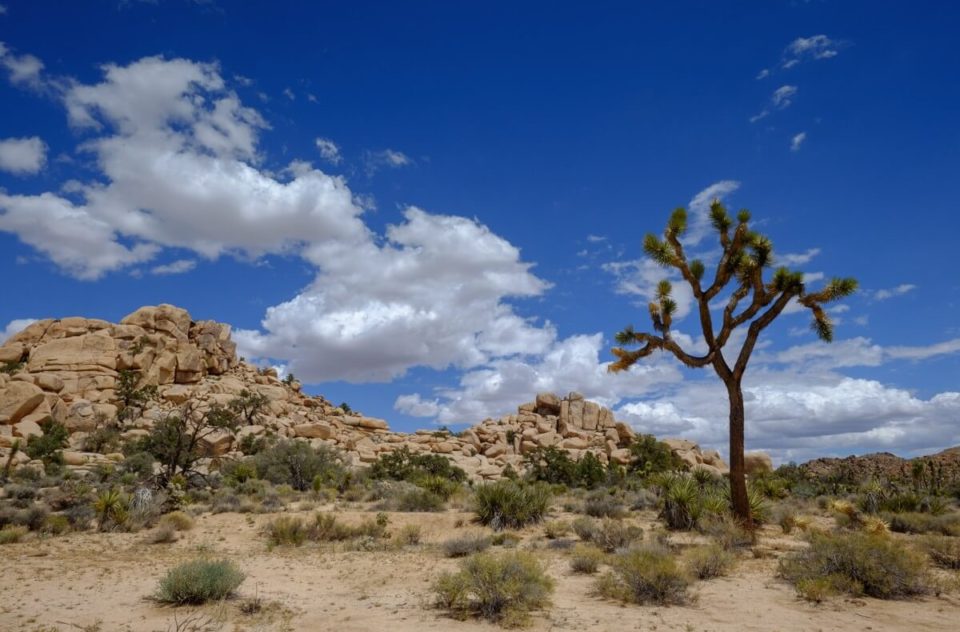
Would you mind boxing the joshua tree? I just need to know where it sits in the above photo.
[608,201,856,523]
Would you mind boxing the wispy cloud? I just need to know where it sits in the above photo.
[282,87,295,100]
[150,259,196,275]
[873,284,916,300]
[315,137,342,165]
[364,148,413,175]
[790,131,807,152]
[756,68,770,80]
[772,85,798,109]
[784,35,842,67]
[779,247,820,266]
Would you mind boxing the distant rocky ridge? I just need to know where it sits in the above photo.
[0,304,730,480]
[800,447,960,484]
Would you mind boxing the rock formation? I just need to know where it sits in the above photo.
[0,305,727,480]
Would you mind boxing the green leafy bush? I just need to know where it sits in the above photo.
[369,447,467,483]
[629,434,685,475]
[595,545,691,605]
[154,558,245,605]
[251,440,346,491]
[523,447,607,489]
[778,532,933,599]
[433,550,554,626]
[25,420,69,466]
[473,481,551,530]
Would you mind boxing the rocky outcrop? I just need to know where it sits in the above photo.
[662,438,730,476]
[0,305,729,480]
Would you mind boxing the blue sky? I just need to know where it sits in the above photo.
[1,1,958,463]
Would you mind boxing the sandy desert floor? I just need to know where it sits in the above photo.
[2,505,959,632]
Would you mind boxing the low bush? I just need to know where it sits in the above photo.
[159,511,195,532]
[885,512,960,536]
[251,440,347,491]
[583,492,626,519]
[147,522,179,544]
[699,514,755,550]
[595,545,691,605]
[543,520,570,539]
[443,533,491,558]
[778,531,933,600]
[265,515,309,547]
[0,525,28,544]
[393,488,446,512]
[572,517,643,552]
[433,550,554,626]
[370,447,468,484]
[523,447,607,489]
[211,490,242,514]
[684,544,734,580]
[570,544,605,574]
[42,514,70,535]
[396,524,422,546]
[311,513,389,543]
[473,481,550,530]
[918,535,960,570]
[154,558,245,605]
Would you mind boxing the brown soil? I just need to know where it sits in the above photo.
[1,505,958,632]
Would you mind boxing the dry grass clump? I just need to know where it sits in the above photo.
[154,558,245,605]
[778,531,934,600]
[442,532,492,558]
[594,544,691,605]
[699,515,755,550]
[264,512,390,547]
[583,493,626,519]
[147,522,179,544]
[159,511,195,532]
[572,517,643,552]
[885,512,960,536]
[0,525,28,544]
[684,544,735,579]
[396,524,422,546]
[543,520,570,539]
[569,544,605,574]
[433,550,554,627]
[918,535,960,570]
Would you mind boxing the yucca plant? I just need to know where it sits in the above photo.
[659,475,701,530]
[94,488,129,531]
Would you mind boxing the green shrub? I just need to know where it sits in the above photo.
[918,535,960,570]
[433,550,554,626]
[18,503,49,531]
[212,490,242,514]
[685,544,734,579]
[310,513,388,542]
[473,481,550,530]
[658,475,701,530]
[154,559,245,605]
[885,512,960,536]
[629,434,685,475]
[94,489,129,531]
[443,533,492,558]
[393,488,446,512]
[0,525,28,544]
[778,532,933,599]
[523,447,607,489]
[251,440,346,491]
[25,420,69,466]
[265,515,308,547]
[397,524,422,546]
[416,474,461,501]
[42,514,70,535]
[369,447,467,483]
[570,544,605,574]
[596,545,691,605]
[699,514,756,550]
[572,517,643,553]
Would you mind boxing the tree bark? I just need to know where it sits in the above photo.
[725,377,750,524]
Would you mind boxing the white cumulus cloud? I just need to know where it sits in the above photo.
[0,136,47,174]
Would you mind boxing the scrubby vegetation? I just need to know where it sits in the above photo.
[779,531,934,600]
[473,480,551,530]
[154,558,245,605]
[433,551,554,626]
[595,545,691,605]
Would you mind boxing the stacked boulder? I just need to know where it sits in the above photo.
[0,304,728,480]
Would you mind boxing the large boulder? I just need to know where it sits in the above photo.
[121,304,192,341]
[0,381,45,425]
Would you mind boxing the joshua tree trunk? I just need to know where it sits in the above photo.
[724,377,750,523]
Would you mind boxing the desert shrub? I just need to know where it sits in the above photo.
[94,489,129,531]
[310,513,388,543]
[685,544,735,579]
[778,531,933,599]
[42,514,70,535]
[265,515,308,547]
[433,550,554,626]
[258,491,284,512]
[629,488,659,511]
[159,511,194,531]
[3,483,37,503]
[596,545,691,605]
[147,522,179,544]
[397,524,422,546]
[64,503,95,530]
[220,459,258,485]
[120,451,155,480]
[583,492,626,519]
[393,488,445,512]
[443,533,492,558]
[699,514,756,550]
[918,535,960,570]
[523,447,607,489]
[772,504,797,534]
[25,420,69,466]
[885,512,960,536]
[879,491,921,514]
[154,558,245,605]
[473,480,551,530]
[629,434,685,475]
[570,544,605,574]
[416,474,461,501]
[543,520,570,539]
[251,440,346,491]
[369,447,467,484]
[18,503,49,531]
[211,490,242,514]
[0,525,28,544]
[572,517,643,552]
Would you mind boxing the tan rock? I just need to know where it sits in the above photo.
[357,416,388,431]
[610,448,632,465]
[293,423,333,440]
[535,392,561,414]
[35,373,65,393]
[27,332,118,373]
[0,342,25,364]
[64,400,98,432]
[582,401,600,430]
[0,381,45,424]
[484,443,507,458]
[174,346,204,383]
[568,398,585,429]
[13,419,43,439]
[200,430,234,456]
[162,385,192,404]
[121,304,192,341]
[562,436,589,450]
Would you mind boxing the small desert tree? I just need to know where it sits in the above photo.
[609,201,856,523]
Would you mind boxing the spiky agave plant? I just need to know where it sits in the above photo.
[610,203,856,523]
